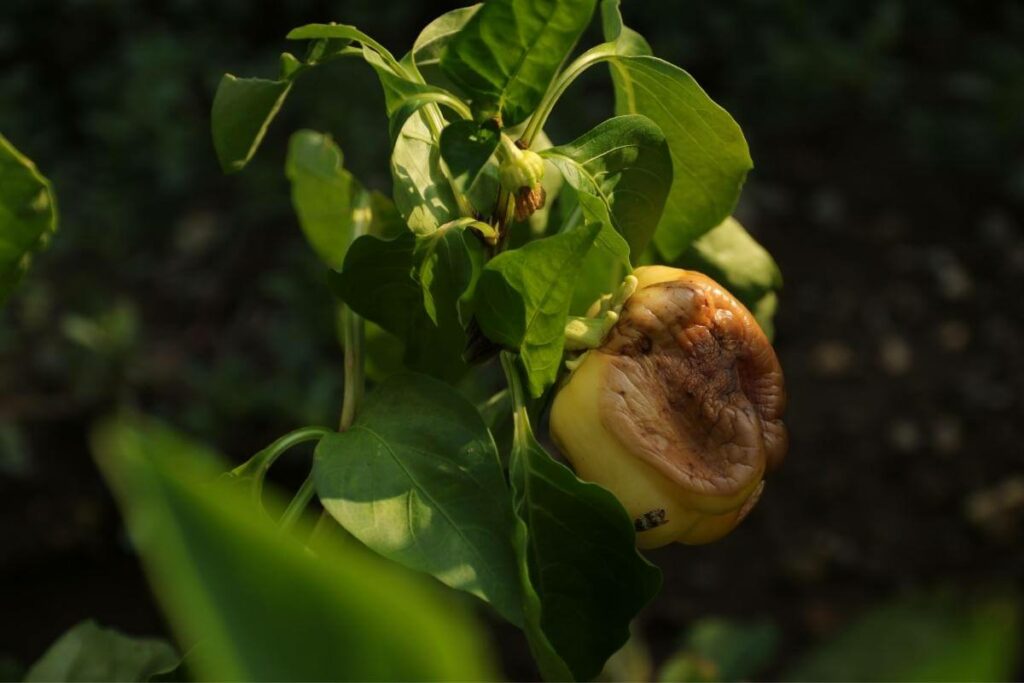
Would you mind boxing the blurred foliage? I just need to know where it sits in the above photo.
[658,618,780,683]
[785,590,1021,682]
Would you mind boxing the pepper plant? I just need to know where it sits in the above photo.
[73,0,782,679]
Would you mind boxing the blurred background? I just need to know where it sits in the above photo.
[2,0,1022,679]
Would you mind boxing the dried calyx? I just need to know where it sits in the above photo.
[550,266,788,548]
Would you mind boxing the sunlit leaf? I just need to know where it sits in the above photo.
[315,373,523,626]
[440,0,597,125]
[475,222,601,396]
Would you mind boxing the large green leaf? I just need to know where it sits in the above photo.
[568,191,632,314]
[0,134,57,306]
[475,222,601,396]
[440,0,598,126]
[331,234,469,382]
[542,114,672,257]
[784,592,1021,682]
[607,54,752,259]
[675,216,782,338]
[24,621,178,683]
[93,414,496,681]
[284,130,369,270]
[315,373,523,626]
[503,359,662,681]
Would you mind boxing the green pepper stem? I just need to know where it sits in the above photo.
[278,472,317,533]
[232,426,331,506]
[500,351,533,446]
[522,45,615,147]
[339,304,364,431]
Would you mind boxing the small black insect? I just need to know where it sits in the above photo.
[634,508,668,532]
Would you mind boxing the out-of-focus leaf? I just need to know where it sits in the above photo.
[285,130,369,270]
[784,592,1021,683]
[92,414,496,681]
[315,373,523,626]
[440,0,597,126]
[658,617,780,683]
[0,134,57,305]
[24,621,178,683]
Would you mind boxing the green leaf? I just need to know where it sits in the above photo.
[93,414,496,681]
[674,216,782,337]
[211,75,292,173]
[440,0,598,125]
[0,134,57,306]
[568,191,632,314]
[606,54,752,259]
[784,591,1021,683]
[24,621,178,683]
[286,23,399,67]
[600,0,652,57]
[543,114,672,257]
[413,219,487,327]
[332,234,469,382]
[658,618,780,683]
[284,130,369,270]
[475,222,602,396]
[412,5,483,70]
[506,400,662,681]
[392,112,462,235]
[315,373,523,626]
[440,119,501,197]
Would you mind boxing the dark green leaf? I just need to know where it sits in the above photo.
[24,621,178,683]
[674,216,782,337]
[784,591,1021,683]
[440,120,501,197]
[315,373,523,626]
[285,130,369,270]
[440,0,598,125]
[93,414,496,681]
[332,234,469,381]
[413,220,486,327]
[543,114,672,257]
[412,5,483,70]
[475,223,602,396]
[286,23,398,66]
[509,413,662,681]
[210,75,292,173]
[0,134,57,306]
[606,55,752,259]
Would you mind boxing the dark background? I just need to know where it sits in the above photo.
[2,0,1022,679]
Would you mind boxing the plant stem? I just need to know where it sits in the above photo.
[233,426,331,505]
[522,45,615,147]
[279,472,317,532]
[499,351,532,445]
[339,304,364,431]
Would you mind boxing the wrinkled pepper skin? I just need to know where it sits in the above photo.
[550,266,787,548]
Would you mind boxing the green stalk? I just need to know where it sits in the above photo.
[232,426,332,506]
[522,45,616,147]
[500,351,532,445]
[279,472,317,532]
[339,304,364,431]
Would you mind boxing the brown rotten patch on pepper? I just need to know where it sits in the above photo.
[550,266,787,548]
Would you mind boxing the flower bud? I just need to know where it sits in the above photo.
[550,266,787,548]
[499,148,545,191]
